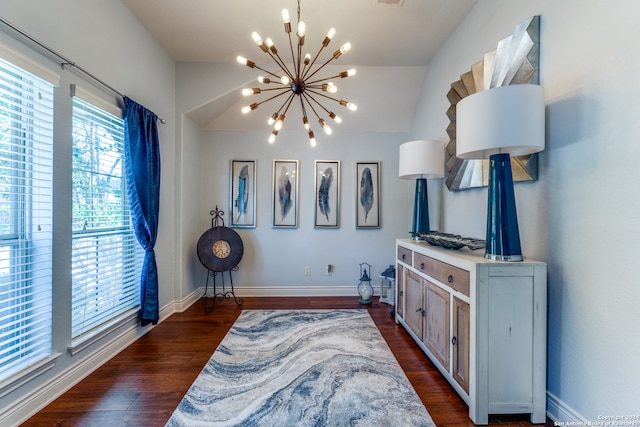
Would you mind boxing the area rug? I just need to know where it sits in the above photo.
[165,309,435,426]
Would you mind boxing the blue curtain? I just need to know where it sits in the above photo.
[124,97,161,326]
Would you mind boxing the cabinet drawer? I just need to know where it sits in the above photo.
[414,253,470,297]
[397,246,413,266]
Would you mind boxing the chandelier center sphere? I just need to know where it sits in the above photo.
[291,78,306,95]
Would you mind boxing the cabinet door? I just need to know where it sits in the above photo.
[404,270,423,338]
[422,280,450,369]
[452,296,470,394]
[396,264,404,319]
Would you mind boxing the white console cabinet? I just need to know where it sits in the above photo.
[395,238,547,425]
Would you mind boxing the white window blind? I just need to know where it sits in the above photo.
[0,57,53,381]
[71,97,142,339]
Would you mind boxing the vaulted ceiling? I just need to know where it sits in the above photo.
[122,0,477,132]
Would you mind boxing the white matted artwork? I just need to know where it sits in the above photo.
[314,160,340,228]
[230,160,256,228]
[356,161,380,229]
[273,160,299,228]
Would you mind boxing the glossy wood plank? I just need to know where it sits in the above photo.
[22,297,551,427]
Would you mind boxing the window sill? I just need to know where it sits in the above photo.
[68,309,139,356]
[0,353,62,399]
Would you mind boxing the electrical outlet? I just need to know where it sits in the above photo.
[305,267,311,276]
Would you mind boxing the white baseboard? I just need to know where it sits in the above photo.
[547,391,586,423]
[171,287,207,312]
[232,285,363,297]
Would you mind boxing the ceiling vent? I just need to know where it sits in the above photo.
[374,0,405,5]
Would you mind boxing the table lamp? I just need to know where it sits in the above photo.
[399,140,445,240]
[456,84,545,261]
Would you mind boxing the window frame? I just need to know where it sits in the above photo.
[0,54,56,387]
[69,92,143,346]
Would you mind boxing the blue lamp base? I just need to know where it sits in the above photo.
[485,153,523,261]
[410,178,430,240]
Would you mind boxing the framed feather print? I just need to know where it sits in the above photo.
[314,160,340,228]
[230,160,256,228]
[356,161,380,229]
[272,160,299,228]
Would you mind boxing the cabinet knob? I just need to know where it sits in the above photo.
[420,262,425,270]
[451,336,457,345]
[399,291,403,296]
[402,254,406,260]
[448,275,453,283]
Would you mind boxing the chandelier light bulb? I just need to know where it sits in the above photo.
[347,68,356,77]
[304,53,311,66]
[340,100,357,111]
[329,112,342,123]
[258,76,271,84]
[308,130,316,147]
[326,28,336,42]
[281,75,291,85]
[303,116,310,130]
[282,9,290,24]
[333,42,351,59]
[323,82,337,93]
[237,56,256,68]
[269,129,278,144]
[274,114,286,131]
[266,38,278,54]
[242,88,260,96]
[268,112,278,125]
[252,32,268,52]
[241,103,258,114]
[297,21,306,45]
[319,119,332,135]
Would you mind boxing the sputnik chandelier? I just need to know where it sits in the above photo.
[237,0,357,147]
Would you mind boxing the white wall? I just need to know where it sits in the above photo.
[177,115,205,301]
[0,0,176,424]
[174,62,421,297]
[197,129,409,295]
[410,0,640,420]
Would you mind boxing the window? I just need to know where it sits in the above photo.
[71,96,143,339]
[0,57,53,381]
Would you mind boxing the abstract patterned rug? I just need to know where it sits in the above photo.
[166,309,434,426]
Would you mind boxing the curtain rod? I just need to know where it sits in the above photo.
[0,16,166,124]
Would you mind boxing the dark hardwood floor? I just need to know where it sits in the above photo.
[22,297,551,427]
